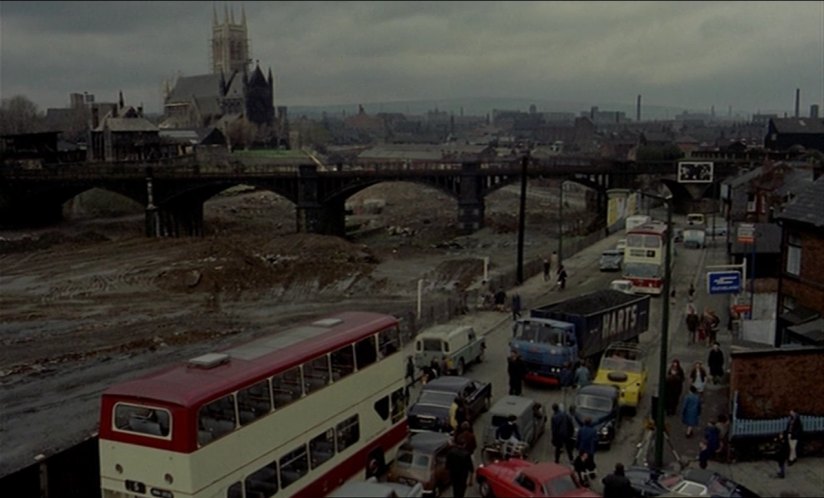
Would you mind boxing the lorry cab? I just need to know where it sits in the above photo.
[414,325,485,376]
[510,319,578,386]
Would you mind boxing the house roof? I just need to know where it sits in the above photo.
[770,118,824,134]
[722,166,763,188]
[775,176,824,228]
[103,117,158,132]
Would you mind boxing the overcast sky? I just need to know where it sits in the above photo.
[2,1,823,116]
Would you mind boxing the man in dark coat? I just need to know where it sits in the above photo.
[576,417,598,470]
[550,403,575,463]
[507,351,526,395]
[446,441,474,498]
[707,342,724,384]
[601,463,633,498]
[787,409,803,464]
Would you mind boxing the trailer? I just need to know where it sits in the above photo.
[510,289,650,385]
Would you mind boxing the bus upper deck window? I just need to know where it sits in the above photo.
[114,403,171,438]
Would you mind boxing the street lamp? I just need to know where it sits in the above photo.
[640,191,673,470]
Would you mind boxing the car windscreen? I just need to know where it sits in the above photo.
[575,394,613,412]
[600,357,643,373]
[421,338,443,352]
[396,449,430,468]
[543,474,579,496]
[513,322,566,345]
[418,391,455,407]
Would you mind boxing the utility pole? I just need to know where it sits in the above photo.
[558,179,564,269]
[516,152,529,284]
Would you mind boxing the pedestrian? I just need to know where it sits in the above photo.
[698,438,711,469]
[440,355,450,377]
[787,409,803,465]
[543,258,551,281]
[574,361,591,389]
[507,351,526,395]
[716,414,731,462]
[446,440,474,498]
[664,359,685,416]
[688,282,695,302]
[511,292,522,321]
[550,403,575,464]
[405,355,416,388]
[702,308,720,346]
[707,342,724,384]
[576,417,598,472]
[421,364,434,384]
[560,361,574,406]
[454,421,477,485]
[670,288,677,307]
[430,358,441,378]
[557,265,568,290]
[573,451,597,487]
[601,462,633,498]
[494,288,507,312]
[685,304,700,345]
[681,385,702,438]
[774,431,790,479]
[450,396,470,432]
[689,361,708,399]
[704,419,721,456]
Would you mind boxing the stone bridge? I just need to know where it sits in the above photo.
[0,155,744,237]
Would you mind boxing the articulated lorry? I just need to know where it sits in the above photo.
[510,289,651,386]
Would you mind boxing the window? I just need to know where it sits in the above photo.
[374,396,390,421]
[309,429,336,469]
[421,338,442,352]
[272,367,302,408]
[787,234,801,276]
[331,345,355,381]
[237,380,272,426]
[515,474,536,492]
[355,336,377,369]
[114,403,171,438]
[391,388,406,423]
[379,326,402,357]
[303,355,330,394]
[198,395,237,445]
[245,462,277,498]
[279,445,308,489]
[227,482,242,498]
[336,414,360,452]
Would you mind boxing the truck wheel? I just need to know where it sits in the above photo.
[457,359,466,376]
[479,479,495,498]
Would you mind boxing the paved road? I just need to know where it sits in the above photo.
[400,212,824,497]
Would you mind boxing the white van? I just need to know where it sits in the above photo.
[683,228,706,249]
[686,213,706,226]
[414,325,485,376]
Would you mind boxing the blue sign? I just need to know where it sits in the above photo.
[707,271,742,294]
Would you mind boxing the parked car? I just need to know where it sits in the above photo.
[570,384,621,449]
[476,459,599,498]
[609,279,634,294]
[481,395,546,462]
[387,432,452,497]
[592,342,647,413]
[328,478,423,497]
[624,466,761,497]
[407,376,492,433]
[413,324,485,376]
[599,249,624,272]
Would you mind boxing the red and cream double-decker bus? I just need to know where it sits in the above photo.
[622,220,671,295]
[99,311,407,498]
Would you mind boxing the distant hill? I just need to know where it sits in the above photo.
[284,96,692,121]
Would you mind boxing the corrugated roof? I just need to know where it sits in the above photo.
[776,176,824,227]
[722,166,763,187]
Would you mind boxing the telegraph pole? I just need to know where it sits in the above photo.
[516,152,529,284]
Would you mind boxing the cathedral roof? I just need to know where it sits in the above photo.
[247,65,268,87]
[166,74,222,103]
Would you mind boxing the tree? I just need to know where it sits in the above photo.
[0,95,45,134]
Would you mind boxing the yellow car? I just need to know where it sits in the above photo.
[593,343,647,413]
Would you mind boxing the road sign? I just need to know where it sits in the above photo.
[737,223,755,244]
[677,161,714,183]
[707,270,742,294]
[731,304,752,315]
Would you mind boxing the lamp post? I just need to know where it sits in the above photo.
[516,152,529,284]
[558,179,564,269]
[641,191,673,469]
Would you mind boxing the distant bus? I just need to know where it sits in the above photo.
[99,311,407,498]
[622,221,672,295]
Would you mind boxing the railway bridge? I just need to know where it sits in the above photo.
[0,155,743,237]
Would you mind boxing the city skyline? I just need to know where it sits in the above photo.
[1,1,823,117]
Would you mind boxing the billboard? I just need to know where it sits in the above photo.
[677,161,714,183]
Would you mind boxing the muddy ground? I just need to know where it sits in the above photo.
[0,180,593,476]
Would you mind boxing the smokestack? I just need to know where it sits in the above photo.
[795,88,800,118]
[811,104,819,119]
[636,94,641,122]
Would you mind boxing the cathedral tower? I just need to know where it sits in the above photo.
[211,4,250,75]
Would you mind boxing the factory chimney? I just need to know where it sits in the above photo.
[795,88,800,118]
[636,94,641,122]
